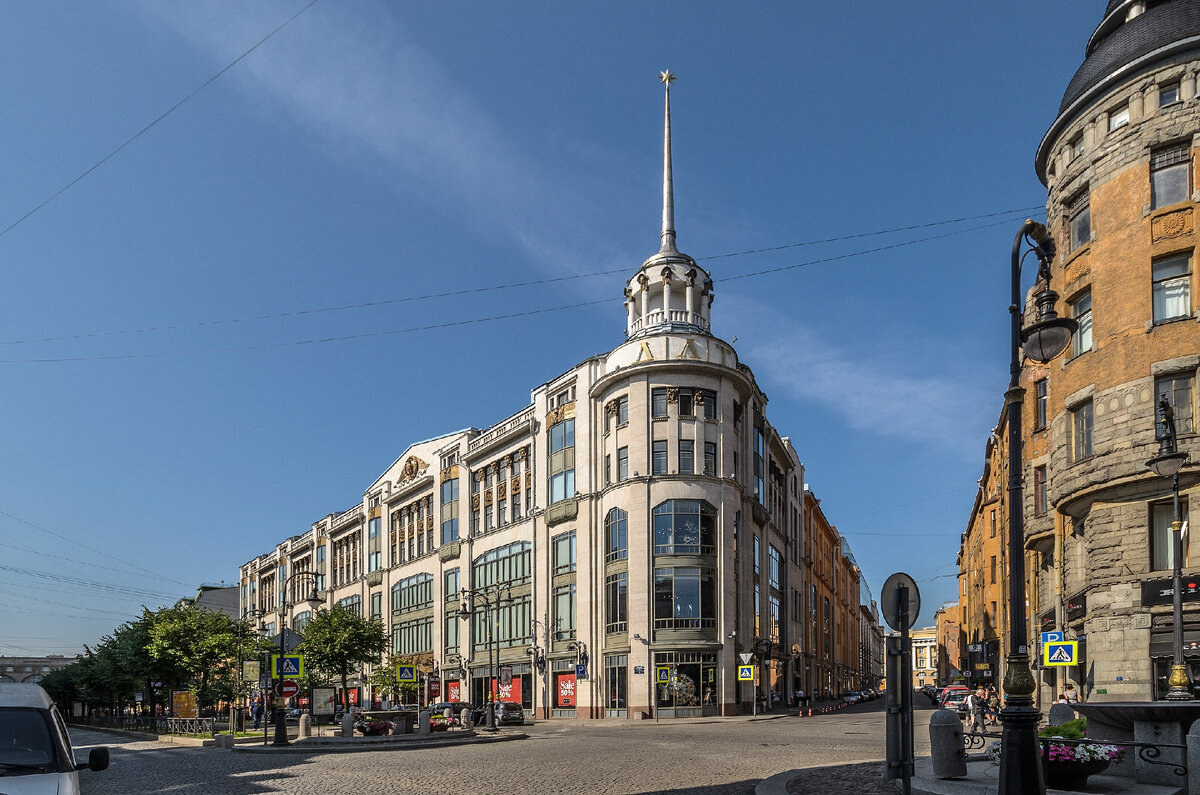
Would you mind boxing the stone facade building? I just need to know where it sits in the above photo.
[238,78,867,718]
[0,655,75,684]
[959,0,1200,703]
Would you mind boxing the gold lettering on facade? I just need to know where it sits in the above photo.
[635,341,655,362]
[676,338,701,360]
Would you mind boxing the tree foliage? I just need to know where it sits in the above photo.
[298,606,387,710]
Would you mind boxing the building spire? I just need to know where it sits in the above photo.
[659,70,678,255]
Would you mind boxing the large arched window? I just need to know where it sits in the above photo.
[652,500,716,555]
[606,508,628,563]
[391,573,433,614]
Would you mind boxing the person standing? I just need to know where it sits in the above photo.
[1063,682,1082,703]
[966,686,988,733]
[986,686,1000,725]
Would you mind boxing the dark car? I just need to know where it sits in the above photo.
[428,701,472,723]
[494,701,525,726]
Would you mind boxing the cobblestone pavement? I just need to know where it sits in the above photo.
[73,698,932,794]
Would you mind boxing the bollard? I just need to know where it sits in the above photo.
[298,713,312,738]
[1047,703,1075,727]
[341,712,355,738]
[460,707,472,730]
[418,709,431,735]
[929,709,968,779]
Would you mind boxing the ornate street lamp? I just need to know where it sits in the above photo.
[998,220,1077,795]
[1147,395,1191,700]
[272,571,322,746]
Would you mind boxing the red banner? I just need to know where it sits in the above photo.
[447,681,461,702]
[347,689,359,706]
[556,673,576,707]
[429,679,441,699]
[298,695,309,707]
[490,678,522,704]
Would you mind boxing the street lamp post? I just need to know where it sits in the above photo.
[998,220,1078,795]
[751,637,775,716]
[459,584,511,730]
[272,571,322,747]
[1147,395,1191,700]
[526,643,546,719]
[232,606,264,736]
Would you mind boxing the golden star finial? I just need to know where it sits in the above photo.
[659,70,676,86]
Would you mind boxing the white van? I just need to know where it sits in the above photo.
[0,682,108,794]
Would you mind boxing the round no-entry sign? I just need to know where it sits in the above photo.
[276,679,300,698]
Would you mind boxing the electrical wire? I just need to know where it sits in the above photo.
[0,213,1038,364]
[0,0,322,241]
[0,563,182,601]
[0,206,1041,348]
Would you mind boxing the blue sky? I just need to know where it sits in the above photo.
[0,1,1101,655]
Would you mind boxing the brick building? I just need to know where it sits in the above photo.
[958,0,1200,703]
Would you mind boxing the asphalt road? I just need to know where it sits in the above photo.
[72,696,935,795]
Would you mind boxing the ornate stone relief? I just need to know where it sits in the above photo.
[666,387,679,403]
[1151,208,1193,242]
[399,455,429,485]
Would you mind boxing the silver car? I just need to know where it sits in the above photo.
[0,682,108,794]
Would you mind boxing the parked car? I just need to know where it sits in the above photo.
[494,701,525,725]
[428,701,472,723]
[942,692,970,716]
[938,685,968,703]
[842,692,861,704]
[0,682,109,793]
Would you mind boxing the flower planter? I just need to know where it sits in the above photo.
[1042,757,1110,791]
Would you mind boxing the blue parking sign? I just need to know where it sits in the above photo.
[1040,631,1063,644]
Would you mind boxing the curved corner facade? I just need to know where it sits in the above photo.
[961,0,1200,705]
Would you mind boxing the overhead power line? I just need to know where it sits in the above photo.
[0,212,1040,364]
[0,0,322,241]
[0,206,1041,348]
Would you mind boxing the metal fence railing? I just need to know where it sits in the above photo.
[75,715,218,737]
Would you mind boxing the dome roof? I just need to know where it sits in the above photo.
[1061,1,1200,115]
[1034,0,1200,184]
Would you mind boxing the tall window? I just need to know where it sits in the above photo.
[554,583,577,639]
[605,655,627,711]
[472,541,532,588]
[653,567,717,629]
[700,389,717,420]
[441,478,460,544]
[704,442,717,476]
[652,500,717,555]
[1070,290,1092,357]
[392,616,433,655]
[1151,143,1190,209]
[606,508,628,563]
[1072,400,1094,461]
[314,544,326,592]
[1068,190,1090,253]
[1152,254,1191,323]
[617,446,629,481]
[337,594,362,617]
[1034,466,1048,516]
[444,611,460,656]
[368,517,382,572]
[990,556,997,584]
[444,568,459,601]
[678,389,695,417]
[370,591,382,621]
[651,388,668,418]
[768,594,781,642]
[552,530,577,575]
[652,440,668,475]
[1157,373,1195,434]
[391,573,433,614]
[1035,379,1048,430]
[679,440,694,474]
[548,418,575,503]
[1152,499,1192,571]
[768,545,782,589]
[753,427,766,503]
[617,396,628,425]
[606,572,628,634]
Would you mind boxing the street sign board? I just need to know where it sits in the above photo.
[242,660,260,682]
[1040,631,1063,644]
[276,679,300,698]
[271,654,304,677]
[737,665,755,681]
[396,664,417,683]
[656,666,670,684]
[881,572,921,632]
[738,652,753,665]
[968,644,982,653]
[271,628,302,654]
[1043,641,1078,666]
[576,664,588,680]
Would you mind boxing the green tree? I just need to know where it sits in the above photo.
[146,604,241,708]
[368,654,418,705]
[298,606,387,711]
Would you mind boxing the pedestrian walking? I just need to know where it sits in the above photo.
[1063,683,1083,703]
[986,686,1000,725]
[966,686,988,733]
[251,698,263,729]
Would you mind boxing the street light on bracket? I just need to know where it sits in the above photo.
[271,571,322,747]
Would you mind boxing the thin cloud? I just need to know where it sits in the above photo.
[722,296,993,458]
[135,1,626,275]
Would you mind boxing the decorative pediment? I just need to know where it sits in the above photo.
[399,456,429,485]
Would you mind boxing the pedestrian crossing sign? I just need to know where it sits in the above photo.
[271,654,304,677]
[1042,641,1077,666]
[656,666,671,684]
[737,665,755,682]
[396,664,417,683]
